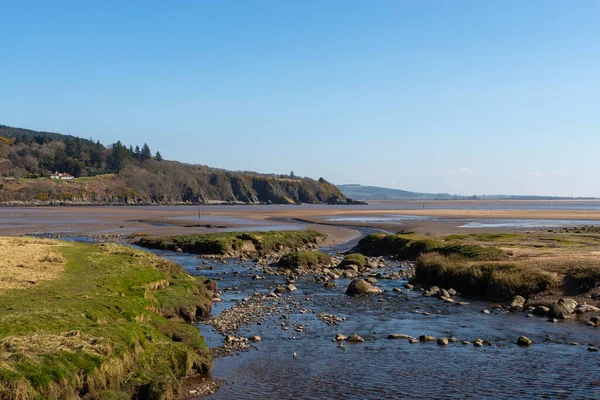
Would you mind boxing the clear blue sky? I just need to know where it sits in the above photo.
[1,1,599,196]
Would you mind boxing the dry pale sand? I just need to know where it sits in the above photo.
[1,202,599,246]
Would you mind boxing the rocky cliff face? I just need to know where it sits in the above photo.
[0,166,353,205]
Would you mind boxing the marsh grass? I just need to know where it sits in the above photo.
[0,239,213,399]
[278,250,332,269]
[360,231,600,299]
[338,253,366,268]
[356,233,505,260]
[136,230,326,256]
[415,253,559,298]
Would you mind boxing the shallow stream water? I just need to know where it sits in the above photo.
[144,242,600,400]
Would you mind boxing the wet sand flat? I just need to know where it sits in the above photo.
[1,201,599,243]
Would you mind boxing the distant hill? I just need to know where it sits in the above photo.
[0,124,355,205]
[338,184,461,200]
[338,184,597,201]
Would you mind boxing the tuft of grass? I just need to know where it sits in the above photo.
[0,239,213,400]
[355,233,505,260]
[135,230,326,257]
[338,253,366,268]
[278,250,332,270]
[415,252,558,299]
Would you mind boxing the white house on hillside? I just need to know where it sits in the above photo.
[50,172,74,180]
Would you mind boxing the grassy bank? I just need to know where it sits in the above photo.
[0,237,213,400]
[356,231,600,300]
[337,253,367,269]
[278,250,332,270]
[135,230,326,257]
[355,232,507,260]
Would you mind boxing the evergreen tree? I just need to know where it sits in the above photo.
[155,151,163,161]
[108,141,127,172]
[134,145,141,160]
[140,143,151,161]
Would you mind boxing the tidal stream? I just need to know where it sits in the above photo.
[141,233,600,400]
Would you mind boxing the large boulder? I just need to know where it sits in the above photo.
[507,295,526,310]
[346,279,382,296]
[558,298,578,313]
[548,298,579,319]
[548,303,574,319]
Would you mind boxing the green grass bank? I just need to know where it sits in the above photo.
[0,238,214,400]
[355,231,600,300]
[135,230,326,257]
[278,250,332,270]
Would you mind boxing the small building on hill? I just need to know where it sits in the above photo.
[50,172,74,180]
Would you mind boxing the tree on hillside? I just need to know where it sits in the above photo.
[140,143,151,161]
[134,145,141,160]
[155,151,163,161]
[108,141,128,172]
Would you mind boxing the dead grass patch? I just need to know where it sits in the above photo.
[0,237,66,292]
[0,331,112,361]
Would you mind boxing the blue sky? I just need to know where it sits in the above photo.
[1,1,599,196]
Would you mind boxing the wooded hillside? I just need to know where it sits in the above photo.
[0,125,354,205]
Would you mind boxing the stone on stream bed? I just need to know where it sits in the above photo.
[533,306,550,316]
[347,334,365,343]
[387,334,412,340]
[506,295,526,310]
[274,284,297,293]
[548,298,579,319]
[576,304,600,314]
[437,337,449,346]
[517,336,532,346]
[317,313,346,326]
[346,279,382,296]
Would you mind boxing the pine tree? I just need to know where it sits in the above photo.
[140,143,151,161]
[134,145,140,160]
[155,151,163,161]
[108,141,127,172]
